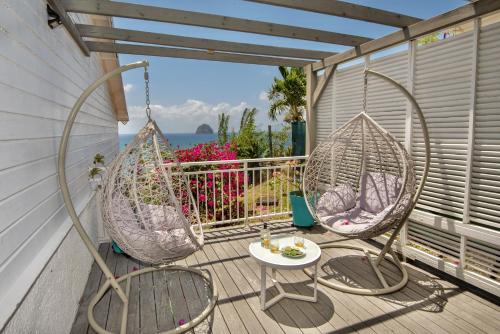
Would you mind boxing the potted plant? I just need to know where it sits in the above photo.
[88,153,106,190]
[286,160,315,228]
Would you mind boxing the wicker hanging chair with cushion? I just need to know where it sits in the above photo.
[58,61,217,334]
[303,69,430,295]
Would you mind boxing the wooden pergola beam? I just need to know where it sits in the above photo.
[47,0,90,56]
[312,0,500,71]
[61,0,371,46]
[77,24,335,60]
[246,0,421,28]
[86,42,311,67]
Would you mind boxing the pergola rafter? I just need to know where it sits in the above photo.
[245,0,422,28]
[77,24,335,60]
[86,42,311,67]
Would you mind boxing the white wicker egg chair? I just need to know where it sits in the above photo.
[58,61,217,334]
[303,69,430,295]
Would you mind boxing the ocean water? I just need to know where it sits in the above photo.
[119,133,217,150]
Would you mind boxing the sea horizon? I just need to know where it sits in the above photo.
[119,132,218,150]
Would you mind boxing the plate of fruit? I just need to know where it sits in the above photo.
[281,246,305,258]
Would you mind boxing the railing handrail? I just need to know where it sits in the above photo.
[171,155,308,167]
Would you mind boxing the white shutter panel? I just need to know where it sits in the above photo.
[412,31,474,220]
[314,76,334,144]
[333,64,364,129]
[469,21,500,229]
[367,52,408,142]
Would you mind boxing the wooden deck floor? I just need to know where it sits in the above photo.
[71,223,500,334]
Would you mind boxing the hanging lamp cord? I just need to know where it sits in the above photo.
[144,67,152,120]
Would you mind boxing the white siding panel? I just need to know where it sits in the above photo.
[0,0,119,327]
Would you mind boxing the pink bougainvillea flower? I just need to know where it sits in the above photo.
[178,319,186,326]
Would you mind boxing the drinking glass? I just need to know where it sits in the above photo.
[294,236,305,248]
[270,238,280,254]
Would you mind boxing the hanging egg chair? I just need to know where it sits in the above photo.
[303,69,430,295]
[58,61,217,334]
[102,119,203,264]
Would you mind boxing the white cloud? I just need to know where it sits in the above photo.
[259,90,268,102]
[123,83,133,93]
[120,99,251,134]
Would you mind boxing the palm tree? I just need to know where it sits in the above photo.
[267,66,306,123]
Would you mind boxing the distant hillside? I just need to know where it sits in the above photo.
[195,124,214,134]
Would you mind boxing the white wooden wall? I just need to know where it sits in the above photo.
[0,0,119,327]
[314,18,500,296]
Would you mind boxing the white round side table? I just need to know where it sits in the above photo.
[249,235,321,311]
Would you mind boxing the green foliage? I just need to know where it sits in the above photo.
[265,125,291,157]
[93,153,105,164]
[89,167,102,178]
[233,107,266,159]
[217,113,230,145]
[418,32,440,46]
[268,66,306,123]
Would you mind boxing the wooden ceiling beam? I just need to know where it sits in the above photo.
[246,0,421,28]
[77,24,335,60]
[61,0,371,46]
[86,41,311,67]
[312,0,500,71]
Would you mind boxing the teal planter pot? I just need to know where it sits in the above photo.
[291,121,306,156]
[289,191,315,227]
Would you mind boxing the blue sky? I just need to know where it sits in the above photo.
[117,0,467,134]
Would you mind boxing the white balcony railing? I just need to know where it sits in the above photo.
[176,156,307,228]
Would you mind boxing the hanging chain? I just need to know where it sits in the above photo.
[144,67,151,120]
[362,69,368,114]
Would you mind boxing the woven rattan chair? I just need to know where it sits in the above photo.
[303,69,430,295]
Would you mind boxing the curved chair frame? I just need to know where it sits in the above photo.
[57,61,217,333]
[304,69,430,295]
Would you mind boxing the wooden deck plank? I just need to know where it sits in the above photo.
[193,246,249,333]
[126,259,141,334]
[139,264,158,334]
[70,243,108,334]
[185,254,229,334]
[152,267,176,332]
[202,242,268,334]
[185,253,231,334]
[105,250,129,332]
[88,244,117,334]
[71,225,499,334]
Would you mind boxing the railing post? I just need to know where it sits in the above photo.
[244,161,249,227]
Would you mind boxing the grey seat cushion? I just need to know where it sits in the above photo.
[316,183,356,218]
[359,172,401,214]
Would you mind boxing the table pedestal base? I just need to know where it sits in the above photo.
[260,264,318,311]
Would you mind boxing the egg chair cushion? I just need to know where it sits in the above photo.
[359,172,401,214]
[316,183,356,217]
[319,193,412,236]
[110,193,173,263]
[140,204,198,258]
